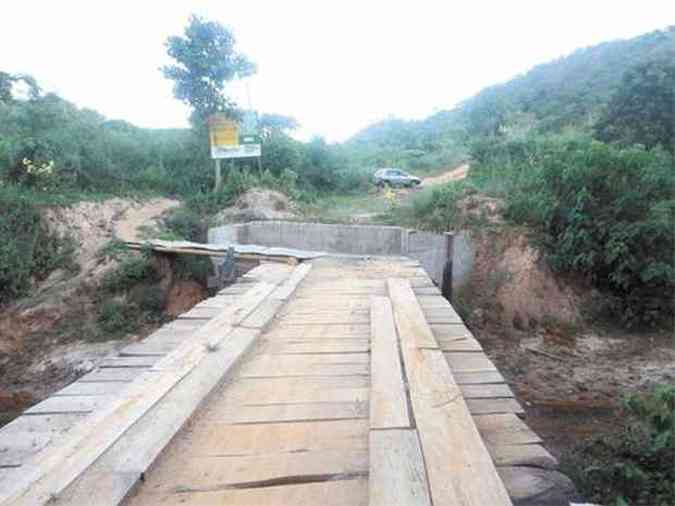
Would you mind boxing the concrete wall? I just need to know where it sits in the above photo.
[208,221,471,290]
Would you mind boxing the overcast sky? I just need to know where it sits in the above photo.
[2,1,672,141]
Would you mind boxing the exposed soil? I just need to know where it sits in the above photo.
[213,188,298,224]
[422,162,469,186]
[0,197,181,418]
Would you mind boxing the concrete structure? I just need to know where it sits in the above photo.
[208,221,465,292]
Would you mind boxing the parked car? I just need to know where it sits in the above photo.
[373,168,422,188]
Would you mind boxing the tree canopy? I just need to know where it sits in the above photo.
[161,15,256,122]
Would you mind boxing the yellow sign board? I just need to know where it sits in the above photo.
[208,115,239,151]
[207,114,261,159]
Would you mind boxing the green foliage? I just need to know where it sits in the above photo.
[562,384,675,506]
[162,15,255,122]
[0,185,78,304]
[97,299,137,336]
[471,134,674,326]
[101,254,158,293]
[595,51,675,153]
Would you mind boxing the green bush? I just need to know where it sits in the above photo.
[471,135,674,326]
[101,254,158,293]
[0,185,79,304]
[562,384,675,506]
[97,298,138,336]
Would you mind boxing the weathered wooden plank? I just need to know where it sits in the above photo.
[430,323,473,340]
[370,296,410,429]
[100,356,158,368]
[388,278,512,506]
[488,444,558,469]
[412,286,441,295]
[269,262,313,300]
[445,352,497,372]
[460,384,514,399]
[269,324,370,339]
[369,429,432,506]
[53,382,123,397]
[177,307,221,319]
[141,449,368,491]
[439,337,483,352]
[467,398,524,415]
[454,370,506,385]
[474,414,542,447]
[240,298,285,329]
[24,396,112,415]
[175,419,369,456]
[387,278,438,349]
[78,368,146,383]
[262,340,370,354]
[118,342,171,357]
[238,354,369,378]
[125,479,369,506]
[423,308,463,324]
[205,401,368,425]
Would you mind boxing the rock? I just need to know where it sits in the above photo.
[498,466,579,506]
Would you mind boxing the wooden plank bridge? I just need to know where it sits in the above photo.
[0,256,568,505]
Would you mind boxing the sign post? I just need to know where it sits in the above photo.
[208,114,262,192]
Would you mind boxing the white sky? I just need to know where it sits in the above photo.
[2,1,673,141]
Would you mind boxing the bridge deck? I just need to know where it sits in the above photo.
[0,257,564,505]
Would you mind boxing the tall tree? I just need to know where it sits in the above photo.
[161,15,255,122]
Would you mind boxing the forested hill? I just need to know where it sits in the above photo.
[348,26,674,148]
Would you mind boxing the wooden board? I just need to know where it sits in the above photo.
[54,382,123,397]
[453,370,505,385]
[488,444,558,469]
[125,479,369,506]
[439,337,483,352]
[474,414,543,447]
[460,384,514,399]
[100,356,158,368]
[369,296,410,429]
[467,398,524,415]
[430,323,473,340]
[387,279,438,349]
[140,449,368,491]
[388,278,512,506]
[369,429,432,506]
[24,396,112,415]
[444,352,497,372]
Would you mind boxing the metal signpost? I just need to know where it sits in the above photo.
[208,113,261,191]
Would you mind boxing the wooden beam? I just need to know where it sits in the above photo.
[387,278,513,506]
[369,296,410,429]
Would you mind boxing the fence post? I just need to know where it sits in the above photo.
[442,232,454,301]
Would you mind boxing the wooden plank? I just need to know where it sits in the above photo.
[24,396,112,415]
[440,338,483,352]
[53,382,123,397]
[262,340,370,354]
[474,414,542,446]
[370,296,410,429]
[369,429,432,506]
[388,278,512,506]
[387,278,438,349]
[205,401,369,425]
[270,262,313,300]
[445,352,497,372]
[140,449,368,491]
[467,398,524,415]
[430,323,473,340]
[173,419,369,456]
[240,299,284,329]
[78,368,145,383]
[238,354,369,378]
[177,307,221,319]
[488,444,558,469]
[125,479,369,506]
[454,370,505,385]
[100,356,158,368]
[270,324,370,339]
[412,286,441,295]
[423,309,463,324]
[460,384,514,399]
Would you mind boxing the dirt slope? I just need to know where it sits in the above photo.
[0,197,179,416]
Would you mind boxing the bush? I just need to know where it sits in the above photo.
[97,299,138,336]
[472,135,675,326]
[101,253,158,293]
[561,384,675,506]
[0,185,79,304]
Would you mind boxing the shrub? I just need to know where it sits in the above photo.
[0,185,79,304]
[472,135,675,326]
[561,384,675,506]
[101,253,158,293]
[97,298,138,336]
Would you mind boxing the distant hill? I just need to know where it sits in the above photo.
[348,26,674,150]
